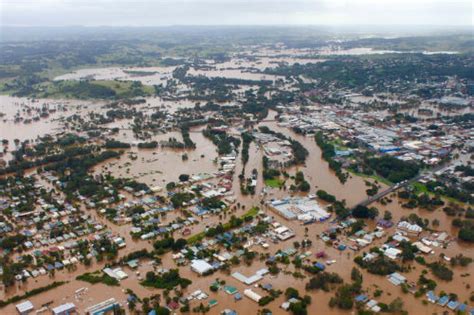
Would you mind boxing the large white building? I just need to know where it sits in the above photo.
[190,259,214,275]
[269,197,330,223]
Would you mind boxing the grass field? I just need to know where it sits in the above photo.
[348,169,393,186]
[411,182,467,205]
[265,177,285,188]
[38,79,154,99]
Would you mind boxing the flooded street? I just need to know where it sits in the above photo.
[1,41,473,315]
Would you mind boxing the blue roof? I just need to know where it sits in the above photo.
[234,293,242,301]
[262,283,273,290]
[426,291,438,302]
[314,262,325,270]
[337,244,346,250]
[457,304,467,312]
[379,147,400,153]
[437,296,449,306]
[355,295,368,302]
[266,256,276,263]
[447,301,459,310]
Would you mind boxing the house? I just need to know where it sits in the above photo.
[314,262,325,271]
[355,295,369,303]
[397,221,423,234]
[387,272,406,286]
[52,303,76,315]
[274,226,295,241]
[447,300,459,310]
[103,267,128,280]
[413,241,433,254]
[244,289,262,303]
[191,259,214,275]
[384,247,402,260]
[127,259,139,269]
[437,295,449,306]
[85,298,120,315]
[366,300,381,312]
[363,252,378,262]
[16,300,34,315]
[281,298,300,310]
[232,269,268,285]
[426,291,439,303]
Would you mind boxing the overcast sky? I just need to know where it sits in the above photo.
[1,0,472,27]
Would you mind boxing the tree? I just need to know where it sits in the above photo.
[289,302,307,315]
[166,182,176,190]
[285,287,300,299]
[172,238,187,251]
[155,306,171,315]
[428,262,453,281]
[388,297,404,312]
[459,227,474,242]
[330,284,354,310]
[400,241,418,262]
[179,174,190,182]
[299,181,310,192]
[351,267,363,284]
[352,205,378,219]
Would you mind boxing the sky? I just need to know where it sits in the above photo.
[0,0,472,27]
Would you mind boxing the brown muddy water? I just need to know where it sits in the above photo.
[1,95,472,314]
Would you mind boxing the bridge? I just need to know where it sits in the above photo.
[350,163,449,210]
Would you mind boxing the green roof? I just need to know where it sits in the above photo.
[224,285,238,294]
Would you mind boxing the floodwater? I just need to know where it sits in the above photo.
[54,66,176,86]
[187,67,283,83]
[92,127,219,186]
[1,55,473,314]
[0,95,105,162]
[1,97,473,315]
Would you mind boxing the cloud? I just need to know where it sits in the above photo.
[0,0,472,26]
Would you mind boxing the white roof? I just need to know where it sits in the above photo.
[113,268,128,280]
[384,247,402,259]
[413,241,432,254]
[16,300,34,313]
[191,259,213,273]
[244,289,262,302]
[52,303,76,314]
[397,221,423,233]
[274,226,289,234]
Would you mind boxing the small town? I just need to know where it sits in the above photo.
[0,1,473,315]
